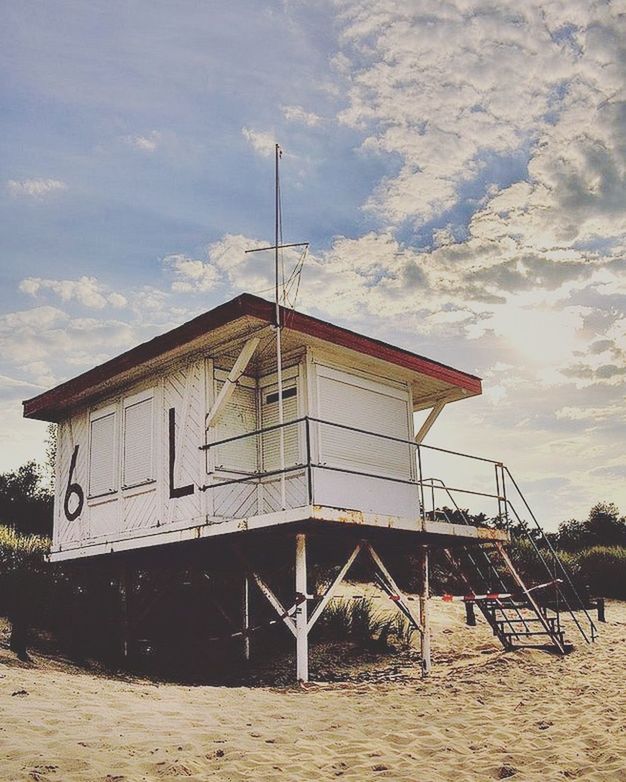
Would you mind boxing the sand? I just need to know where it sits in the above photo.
[1,598,625,782]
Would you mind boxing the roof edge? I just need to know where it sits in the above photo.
[23,293,481,421]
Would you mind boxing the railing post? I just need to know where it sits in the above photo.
[500,464,509,528]
[494,464,502,526]
[416,445,426,524]
[304,417,313,505]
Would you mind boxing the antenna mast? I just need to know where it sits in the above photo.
[274,144,286,509]
[245,145,308,510]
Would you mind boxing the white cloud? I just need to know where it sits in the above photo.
[19,276,128,310]
[124,130,161,152]
[242,127,277,157]
[282,105,322,126]
[163,254,220,293]
[7,178,67,198]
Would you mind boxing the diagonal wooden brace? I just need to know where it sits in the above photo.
[205,336,260,431]
[233,547,297,637]
[307,542,362,632]
[365,542,423,636]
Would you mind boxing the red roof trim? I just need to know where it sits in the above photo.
[23,293,481,421]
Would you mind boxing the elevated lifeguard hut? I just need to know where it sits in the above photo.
[23,293,597,680]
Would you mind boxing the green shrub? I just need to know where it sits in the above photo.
[314,596,416,650]
[573,546,626,599]
[0,524,50,577]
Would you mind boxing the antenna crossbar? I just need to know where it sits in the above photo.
[245,242,309,254]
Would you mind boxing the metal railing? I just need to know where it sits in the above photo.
[198,415,597,644]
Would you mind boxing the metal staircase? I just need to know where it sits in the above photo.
[418,462,598,654]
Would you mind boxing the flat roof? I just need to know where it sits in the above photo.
[23,293,482,421]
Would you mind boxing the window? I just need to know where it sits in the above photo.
[89,409,117,497]
[213,381,258,472]
[261,383,299,471]
[317,369,412,480]
[123,396,154,487]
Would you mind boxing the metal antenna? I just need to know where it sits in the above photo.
[245,144,308,509]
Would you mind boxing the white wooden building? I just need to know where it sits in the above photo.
[24,293,517,680]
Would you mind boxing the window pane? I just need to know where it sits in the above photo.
[89,412,116,496]
[123,398,153,487]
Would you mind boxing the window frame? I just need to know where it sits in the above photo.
[121,388,156,490]
[87,402,119,500]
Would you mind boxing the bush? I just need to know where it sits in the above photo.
[314,596,416,650]
[0,524,50,578]
[573,546,626,600]
[0,524,52,658]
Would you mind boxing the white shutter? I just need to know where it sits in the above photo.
[123,397,153,487]
[318,373,411,480]
[89,412,117,496]
[214,382,258,472]
[261,385,299,471]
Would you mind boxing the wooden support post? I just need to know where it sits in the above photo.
[596,597,606,623]
[243,575,251,661]
[119,562,131,663]
[295,533,309,683]
[420,545,431,676]
[465,600,477,626]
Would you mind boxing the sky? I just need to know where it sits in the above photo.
[0,0,625,529]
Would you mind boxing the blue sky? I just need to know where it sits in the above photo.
[1,0,625,528]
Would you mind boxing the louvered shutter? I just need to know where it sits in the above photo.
[89,412,117,496]
[318,374,411,480]
[261,386,299,471]
[214,382,258,472]
[123,397,153,487]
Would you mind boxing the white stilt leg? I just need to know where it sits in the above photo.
[295,533,309,683]
[420,544,431,676]
[243,575,250,662]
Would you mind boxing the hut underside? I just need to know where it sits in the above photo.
[58,520,509,683]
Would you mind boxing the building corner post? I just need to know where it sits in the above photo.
[295,532,309,683]
[420,544,431,677]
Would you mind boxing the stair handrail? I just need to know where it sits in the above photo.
[501,467,598,642]
[503,468,598,619]
[420,476,534,637]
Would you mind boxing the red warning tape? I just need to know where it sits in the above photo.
[434,578,562,603]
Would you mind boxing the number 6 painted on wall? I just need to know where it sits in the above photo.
[64,445,85,521]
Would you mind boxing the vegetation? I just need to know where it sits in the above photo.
[314,597,416,650]
[555,502,626,551]
[0,461,53,537]
[0,525,51,659]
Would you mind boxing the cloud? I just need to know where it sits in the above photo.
[19,276,128,310]
[7,178,67,198]
[163,254,220,293]
[242,127,277,157]
[282,105,322,126]
[123,131,161,152]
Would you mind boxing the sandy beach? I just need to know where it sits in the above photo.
[1,598,625,782]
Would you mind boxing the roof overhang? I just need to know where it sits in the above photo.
[23,293,482,422]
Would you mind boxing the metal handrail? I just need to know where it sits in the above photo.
[197,414,598,644]
[501,467,598,641]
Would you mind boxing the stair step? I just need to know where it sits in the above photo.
[502,630,565,638]
[494,616,556,625]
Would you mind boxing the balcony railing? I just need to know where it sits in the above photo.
[198,416,598,644]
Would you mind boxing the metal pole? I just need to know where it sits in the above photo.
[275,143,286,509]
[420,544,431,676]
[295,532,309,682]
[243,575,250,662]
